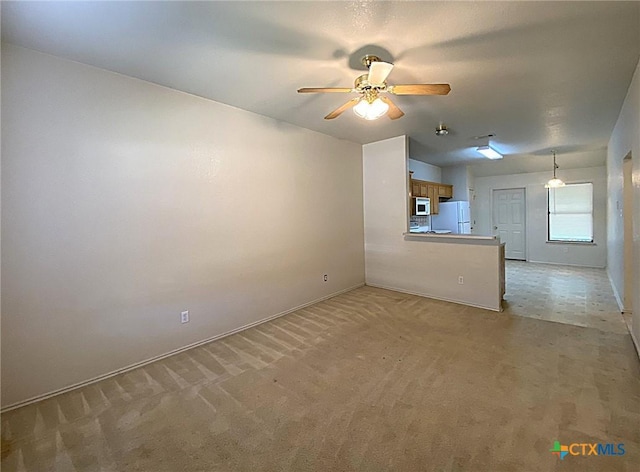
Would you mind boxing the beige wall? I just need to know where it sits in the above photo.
[1,45,365,408]
[441,165,472,202]
[408,159,441,182]
[474,166,608,268]
[363,136,502,311]
[607,59,640,344]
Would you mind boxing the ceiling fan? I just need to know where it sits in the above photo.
[298,55,451,121]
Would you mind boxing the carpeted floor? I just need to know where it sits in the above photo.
[2,263,639,471]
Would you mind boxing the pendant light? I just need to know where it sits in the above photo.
[544,150,565,188]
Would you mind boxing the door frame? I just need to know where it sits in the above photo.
[492,187,527,261]
[469,187,476,234]
[623,152,633,313]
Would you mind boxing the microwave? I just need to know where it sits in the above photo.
[415,197,431,215]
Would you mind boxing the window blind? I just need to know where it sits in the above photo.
[548,183,593,242]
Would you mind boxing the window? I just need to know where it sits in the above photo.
[548,183,593,242]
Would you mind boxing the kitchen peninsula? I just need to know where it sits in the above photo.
[405,169,505,309]
[363,135,506,312]
[403,231,506,310]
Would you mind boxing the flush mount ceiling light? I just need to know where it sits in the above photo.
[474,134,503,159]
[476,144,503,160]
[435,124,449,136]
[544,150,565,188]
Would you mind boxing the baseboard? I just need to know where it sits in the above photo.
[365,283,501,312]
[630,330,640,362]
[604,270,639,362]
[1,282,365,413]
[528,259,606,269]
[606,268,625,313]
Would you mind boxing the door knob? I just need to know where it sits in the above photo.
[494,226,498,230]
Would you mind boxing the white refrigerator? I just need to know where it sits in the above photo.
[431,201,471,234]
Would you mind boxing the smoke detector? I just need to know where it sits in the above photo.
[435,124,449,136]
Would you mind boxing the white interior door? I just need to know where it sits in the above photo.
[493,188,526,260]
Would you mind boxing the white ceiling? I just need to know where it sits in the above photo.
[2,1,639,175]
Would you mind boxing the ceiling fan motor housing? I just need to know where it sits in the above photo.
[354,74,386,93]
[361,55,382,68]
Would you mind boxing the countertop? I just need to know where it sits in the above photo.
[409,229,452,234]
[409,225,452,234]
[403,231,502,245]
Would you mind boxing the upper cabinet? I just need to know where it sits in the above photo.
[438,185,453,198]
[411,180,429,199]
[409,175,453,215]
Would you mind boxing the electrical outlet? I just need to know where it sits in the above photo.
[458,276,464,285]
[181,310,189,324]
[323,274,328,282]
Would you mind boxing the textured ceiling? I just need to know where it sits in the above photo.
[2,1,639,175]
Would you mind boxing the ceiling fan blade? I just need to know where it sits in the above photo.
[298,87,353,93]
[388,84,451,95]
[324,98,361,120]
[380,96,404,120]
[367,61,394,86]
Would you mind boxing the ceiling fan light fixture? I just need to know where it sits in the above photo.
[476,144,503,160]
[353,97,389,120]
[298,54,450,121]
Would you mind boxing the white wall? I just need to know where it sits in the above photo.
[408,158,441,182]
[1,45,365,408]
[441,165,471,201]
[474,166,607,268]
[0,39,3,410]
[364,136,502,311]
[607,59,640,344]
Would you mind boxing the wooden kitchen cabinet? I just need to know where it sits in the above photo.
[411,180,429,198]
[411,181,422,198]
[438,184,453,198]
[427,184,438,214]
[409,178,453,214]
